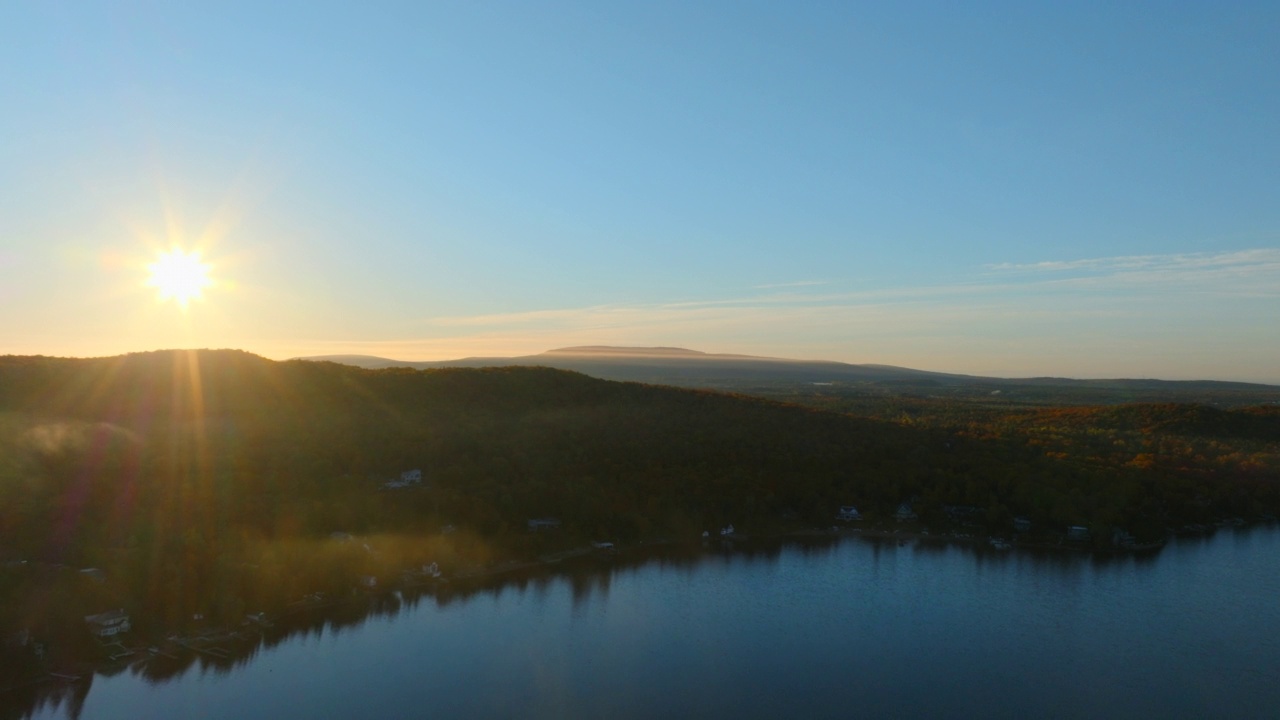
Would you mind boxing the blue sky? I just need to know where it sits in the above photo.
[2,1,1278,381]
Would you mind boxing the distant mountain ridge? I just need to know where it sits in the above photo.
[296,346,977,386]
[295,346,1277,392]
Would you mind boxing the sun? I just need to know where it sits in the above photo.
[147,247,213,307]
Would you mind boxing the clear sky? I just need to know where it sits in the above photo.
[3,1,1278,382]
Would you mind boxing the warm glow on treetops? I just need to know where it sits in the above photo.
[147,247,213,308]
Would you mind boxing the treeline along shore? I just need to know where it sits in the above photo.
[1,350,1278,701]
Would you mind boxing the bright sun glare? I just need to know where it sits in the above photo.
[147,248,213,308]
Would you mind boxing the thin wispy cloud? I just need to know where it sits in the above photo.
[987,248,1280,275]
[428,248,1280,334]
[752,279,829,290]
[985,249,1280,301]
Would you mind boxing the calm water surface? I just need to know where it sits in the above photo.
[33,528,1280,719]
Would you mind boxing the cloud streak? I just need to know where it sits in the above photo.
[430,248,1280,333]
[987,248,1280,275]
[984,249,1280,302]
[751,279,829,290]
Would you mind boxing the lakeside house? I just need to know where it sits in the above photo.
[79,568,106,583]
[836,506,861,521]
[1014,517,1032,533]
[528,518,562,532]
[1112,529,1137,548]
[84,609,131,638]
[894,503,918,522]
[1067,526,1091,542]
[383,468,424,490]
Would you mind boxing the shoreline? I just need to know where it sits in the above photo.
[15,517,1275,690]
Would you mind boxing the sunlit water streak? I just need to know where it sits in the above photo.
[35,527,1280,720]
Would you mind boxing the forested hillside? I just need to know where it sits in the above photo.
[0,350,1277,681]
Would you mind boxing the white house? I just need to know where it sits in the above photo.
[894,503,917,521]
[836,506,861,521]
[85,609,131,638]
[79,568,106,582]
[384,469,424,489]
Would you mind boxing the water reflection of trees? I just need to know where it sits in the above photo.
[6,529,1268,719]
[0,676,89,720]
[0,539,837,719]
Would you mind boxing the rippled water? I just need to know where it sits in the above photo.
[31,527,1280,719]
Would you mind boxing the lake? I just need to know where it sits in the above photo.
[25,527,1280,719]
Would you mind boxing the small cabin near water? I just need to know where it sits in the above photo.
[85,609,131,638]
[383,469,424,490]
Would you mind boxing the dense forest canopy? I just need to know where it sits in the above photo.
[2,349,1277,559]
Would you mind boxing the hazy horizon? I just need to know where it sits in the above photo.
[8,344,1279,386]
[4,3,1278,384]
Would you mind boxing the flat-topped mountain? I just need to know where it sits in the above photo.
[546,346,725,357]
[299,345,973,384]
